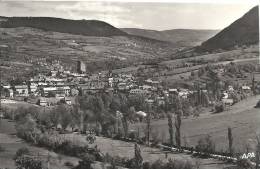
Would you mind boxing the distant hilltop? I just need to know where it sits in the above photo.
[0,17,127,37]
[196,6,259,52]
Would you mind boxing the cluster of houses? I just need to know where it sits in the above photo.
[0,59,256,108]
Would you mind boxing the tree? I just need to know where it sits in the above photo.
[49,107,60,129]
[252,73,256,95]
[16,114,41,144]
[175,97,182,150]
[14,147,30,161]
[228,127,233,155]
[134,143,143,169]
[53,104,71,130]
[145,103,152,146]
[110,93,130,137]
[73,95,95,133]
[167,113,174,146]
[256,136,260,169]
[164,96,174,146]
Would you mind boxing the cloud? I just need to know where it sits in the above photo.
[0,1,258,30]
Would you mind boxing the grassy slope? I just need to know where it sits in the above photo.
[198,6,259,52]
[1,101,235,169]
[0,27,175,82]
[130,95,260,153]
[0,119,79,169]
[63,133,234,169]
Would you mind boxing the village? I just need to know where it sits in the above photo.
[0,57,257,113]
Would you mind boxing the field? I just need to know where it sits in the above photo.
[130,95,260,153]
[0,100,237,169]
[62,134,235,169]
[0,119,80,169]
[111,45,259,84]
[0,27,176,77]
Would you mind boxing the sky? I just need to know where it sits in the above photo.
[0,0,258,30]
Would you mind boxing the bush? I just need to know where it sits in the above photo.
[14,147,30,160]
[128,131,138,140]
[15,155,43,169]
[165,159,194,169]
[144,159,195,169]
[236,158,254,169]
[214,103,224,113]
[0,145,5,152]
[74,154,95,169]
[64,161,74,167]
[195,135,216,156]
[150,159,164,169]
[255,100,260,108]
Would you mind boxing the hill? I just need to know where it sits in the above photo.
[121,28,219,47]
[0,17,127,37]
[0,26,177,82]
[197,6,259,52]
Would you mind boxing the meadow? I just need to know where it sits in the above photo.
[130,95,260,153]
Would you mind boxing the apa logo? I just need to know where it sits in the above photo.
[241,152,255,159]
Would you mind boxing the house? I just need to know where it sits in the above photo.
[140,85,152,91]
[29,84,38,94]
[42,86,70,97]
[169,88,178,94]
[39,99,48,106]
[79,81,107,94]
[228,85,234,92]
[14,85,29,97]
[222,98,234,106]
[242,85,251,91]
[222,92,229,99]
[178,89,189,98]
[117,82,129,91]
[129,89,149,95]
[145,78,160,87]
[156,96,165,105]
[65,99,72,105]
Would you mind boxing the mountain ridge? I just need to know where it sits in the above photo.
[0,16,127,37]
[121,28,219,47]
[197,6,259,52]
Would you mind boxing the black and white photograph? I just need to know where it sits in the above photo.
[0,0,259,169]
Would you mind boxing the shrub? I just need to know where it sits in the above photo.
[64,161,74,167]
[195,135,216,156]
[15,155,43,169]
[14,147,30,160]
[166,159,193,169]
[255,100,260,108]
[0,145,5,152]
[74,154,95,169]
[214,103,224,113]
[150,159,164,169]
[144,159,195,169]
[236,158,254,169]
[128,131,138,140]
[143,162,150,169]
